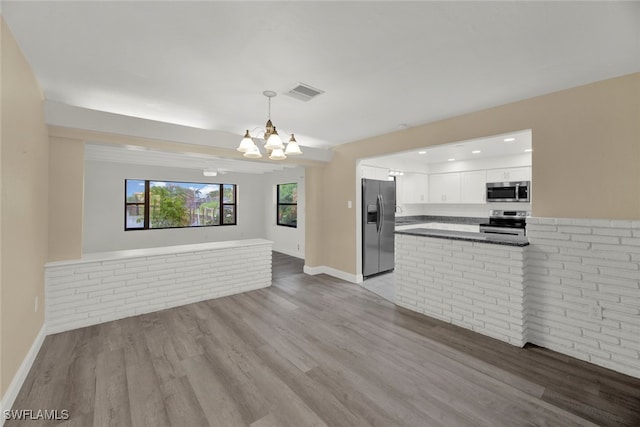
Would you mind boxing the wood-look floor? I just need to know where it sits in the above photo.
[8,251,640,426]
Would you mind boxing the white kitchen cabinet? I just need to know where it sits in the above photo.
[486,167,531,183]
[361,165,390,181]
[400,173,428,204]
[461,170,486,203]
[428,173,461,203]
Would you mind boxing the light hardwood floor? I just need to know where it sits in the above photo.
[7,252,640,426]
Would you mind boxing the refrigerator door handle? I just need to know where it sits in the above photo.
[379,195,384,234]
[375,195,380,233]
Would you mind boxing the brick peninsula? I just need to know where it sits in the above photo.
[394,217,640,380]
[394,228,529,347]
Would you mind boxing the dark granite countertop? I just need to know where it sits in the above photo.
[395,227,529,247]
[395,215,487,226]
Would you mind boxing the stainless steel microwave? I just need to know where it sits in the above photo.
[486,181,530,203]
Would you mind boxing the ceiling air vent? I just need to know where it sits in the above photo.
[286,83,325,102]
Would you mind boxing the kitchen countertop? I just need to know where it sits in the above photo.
[395,215,487,226]
[395,227,529,247]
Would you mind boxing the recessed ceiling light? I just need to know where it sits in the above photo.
[524,148,533,152]
[471,150,481,154]
[447,158,455,162]
[418,151,427,155]
[504,138,516,142]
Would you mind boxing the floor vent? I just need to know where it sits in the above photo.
[286,83,325,101]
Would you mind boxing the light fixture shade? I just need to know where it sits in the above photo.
[237,130,256,153]
[284,134,302,155]
[264,128,284,150]
[244,145,262,158]
[269,148,286,160]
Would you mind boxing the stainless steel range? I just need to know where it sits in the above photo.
[479,210,529,236]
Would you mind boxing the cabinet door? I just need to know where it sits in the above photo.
[395,175,405,205]
[461,171,486,203]
[428,174,445,203]
[429,173,460,203]
[361,165,391,180]
[486,169,507,183]
[403,173,428,203]
[443,173,461,203]
[486,167,531,183]
[418,174,428,203]
[361,165,376,179]
[507,167,531,182]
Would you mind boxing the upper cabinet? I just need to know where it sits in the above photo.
[400,173,428,204]
[429,173,461,203]
[361,165,390,181]
[460,170,487,203]
[364,164,530,205]
[486,167,531,183]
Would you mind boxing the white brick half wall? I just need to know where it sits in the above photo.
[395,234,527,347]
[46,239,272,334]
[526,217,640,379]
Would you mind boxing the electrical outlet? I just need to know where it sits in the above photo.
[589,304,603,320]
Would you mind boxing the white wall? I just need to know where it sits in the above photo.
[83,161,266,253]
[263,167,305,259]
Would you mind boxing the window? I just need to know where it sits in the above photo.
[277,183,297,228]
[125,180,236,230]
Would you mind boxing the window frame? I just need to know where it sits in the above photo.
[276,182,298,228]
[124,179,237,231]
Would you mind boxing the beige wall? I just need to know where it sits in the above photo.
[48,137,84,261]
[305,73,640,273]
[1,18,49,397]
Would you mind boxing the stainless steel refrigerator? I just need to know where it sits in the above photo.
[362,178,396,278]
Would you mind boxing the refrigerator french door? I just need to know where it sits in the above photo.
[362,178,396,278]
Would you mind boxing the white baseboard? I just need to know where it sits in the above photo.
[303,265,359,284]
[0,323,46,426]
[272,247,304,259]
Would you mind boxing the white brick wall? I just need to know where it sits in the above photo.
[396,219,640,379]
[395,234,527,346]
[526,217,640,379]
[46,240,272,333]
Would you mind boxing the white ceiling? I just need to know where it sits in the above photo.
[373,129,532,166]
[3,1,639,155]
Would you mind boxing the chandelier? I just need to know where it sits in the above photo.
[236,90,302,160]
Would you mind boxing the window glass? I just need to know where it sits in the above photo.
[126,205,145,229]
[278,183,297,204]
[126,180,145,202]
[277,183,297,228]
[125,180,236,230]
